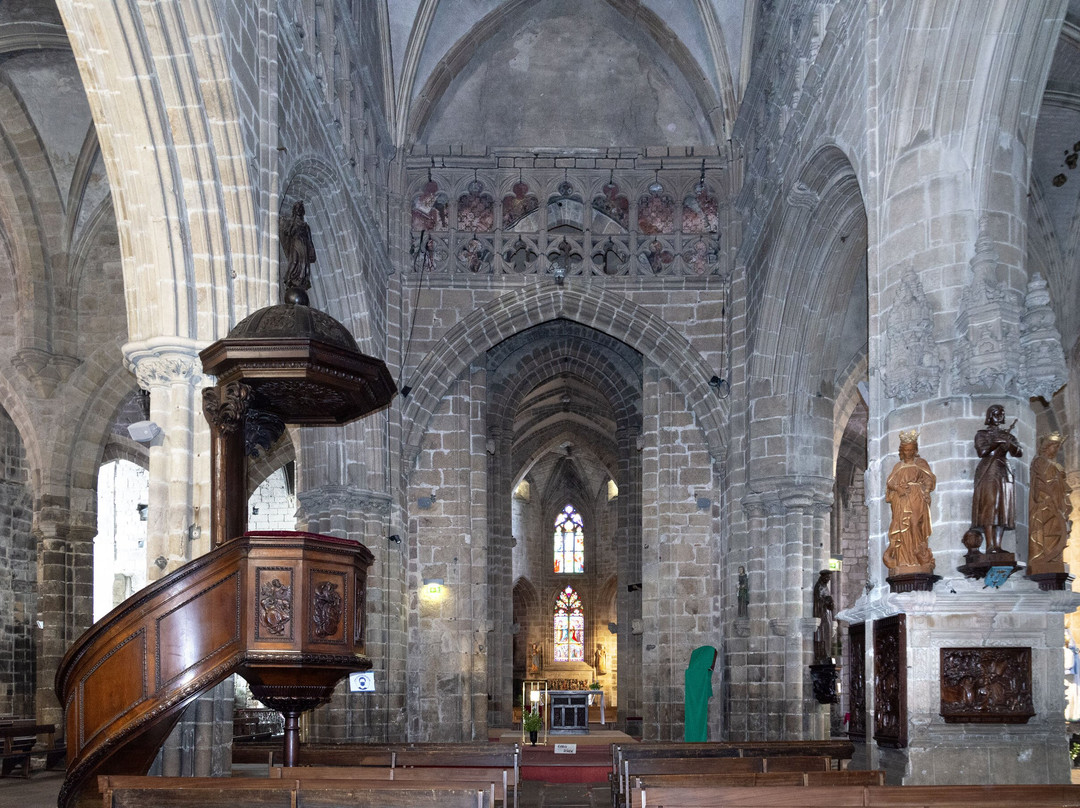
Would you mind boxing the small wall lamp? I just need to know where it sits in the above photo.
[709,376,730,398]
[422,578,444,596]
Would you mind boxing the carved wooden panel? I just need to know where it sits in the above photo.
[847,622,865,739]
[78,629,147,748]
[354,577,368,649]
[308,569,347,644]
[940,646,1034,723]
[873,614,906,748]
[256,567,294,641]
[156,572,241,689]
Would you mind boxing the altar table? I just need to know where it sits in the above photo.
[547,690,605,734]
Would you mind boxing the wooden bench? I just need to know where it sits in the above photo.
[261,743,520,808]
[629,770,886,808]
[98,775,490,808]
[0,720,63,778]
[611,741,855,808]
[270,764,514,806]
[621,757,830,808]
[635,783,1080,808]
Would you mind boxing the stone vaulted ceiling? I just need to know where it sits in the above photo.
[1030,0,1080,348]
[388,0,747,145]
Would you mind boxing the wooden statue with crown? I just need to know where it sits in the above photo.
[884,428,940,592]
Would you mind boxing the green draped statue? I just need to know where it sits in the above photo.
[684,645,717,742]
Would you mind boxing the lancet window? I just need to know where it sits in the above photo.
[553,504,584,574]
[553,585,585,662]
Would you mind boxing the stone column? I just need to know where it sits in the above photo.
[296,485,404,742]
[616,424,643,733]
[868,225,1070,784]
[123,339,219,776]
[34,521,95,728]
[123,339,213,577]
[485,425,511,730]
[741,481,832,741]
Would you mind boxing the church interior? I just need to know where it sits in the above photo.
[2,0,1080,794]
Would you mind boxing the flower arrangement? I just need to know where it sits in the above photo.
[522,708,543,733]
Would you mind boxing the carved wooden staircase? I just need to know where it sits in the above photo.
[55,530,373,808]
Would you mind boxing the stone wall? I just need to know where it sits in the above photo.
[0,408,33,716]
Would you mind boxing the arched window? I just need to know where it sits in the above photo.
[553,504,584,574]
[553,586,584,662]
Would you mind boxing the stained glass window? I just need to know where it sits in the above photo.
[553,504,584,574]
[553,586,585,662]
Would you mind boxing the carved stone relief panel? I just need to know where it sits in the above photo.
[940,646,1033,724]
[873,614,906,748]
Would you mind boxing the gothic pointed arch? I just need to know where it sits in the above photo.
[744,143,867,485]
[401,285,725,472]
[56,0,263,344]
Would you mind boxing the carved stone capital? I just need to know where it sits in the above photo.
[123,338,207,390]
[749,476,834,515]
[297,486,392,520]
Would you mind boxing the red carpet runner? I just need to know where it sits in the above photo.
[519,742,611,783]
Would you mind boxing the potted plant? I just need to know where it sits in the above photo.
[523,708,542,745]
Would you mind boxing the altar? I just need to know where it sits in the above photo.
[548,690,605,734]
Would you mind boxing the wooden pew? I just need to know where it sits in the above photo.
[636,783,1080,808]
[629,770,886,808]
[0,720,63,777]
[263,744,520,808]
[394,747,519,808]
[98,775,490,808]
[270,764,512,806]
[611,740,854,808]
[618,751,841,808]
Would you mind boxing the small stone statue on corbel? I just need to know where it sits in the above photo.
[959,404,1023,584]
[1027,432,1073,589]
[736,566,749,618]
[884,429,939,592]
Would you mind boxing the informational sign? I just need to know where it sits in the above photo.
[554,743,577,755]
[348,671,375,692]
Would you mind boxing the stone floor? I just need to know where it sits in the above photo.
[0,766,611,808]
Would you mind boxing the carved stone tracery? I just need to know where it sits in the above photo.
[953,225,1023,393]
[881,268,940,401]
[405,161,729,278]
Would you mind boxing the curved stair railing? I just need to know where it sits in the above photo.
[55,531,373,808]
